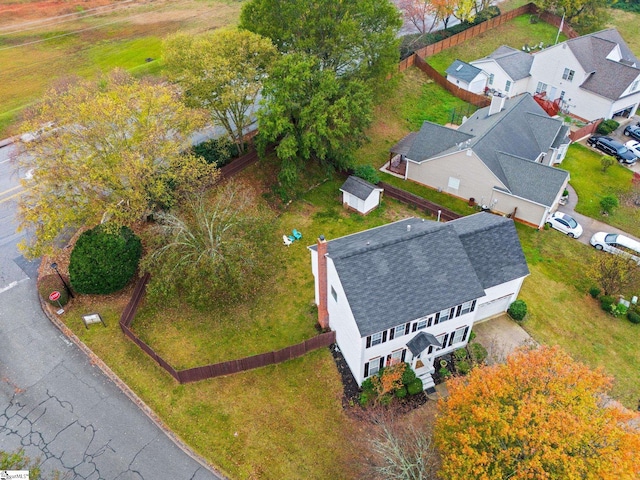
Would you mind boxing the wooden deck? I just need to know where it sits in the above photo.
[388,154,407,176]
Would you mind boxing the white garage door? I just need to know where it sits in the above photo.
[477,294,513,319]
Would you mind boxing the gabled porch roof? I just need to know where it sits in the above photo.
[407,331,442,356]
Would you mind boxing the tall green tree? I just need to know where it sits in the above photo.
[257,53,373,185]
[142,181,279,310]
[163,29,278,154]
[239,0,402,84]
[436,346,640,479]
[17,70,216,258]
[532,0,609,32]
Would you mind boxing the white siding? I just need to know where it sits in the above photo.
[363,190,382,214]
[470,60,520,98]
[491,189,549,228]
[342,190,381,215]
[475,277,526,322]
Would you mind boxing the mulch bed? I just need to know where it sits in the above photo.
[329,344,429,422]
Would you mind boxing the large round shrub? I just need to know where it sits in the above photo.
[70,225,142,294]
[407,378,424,395]
[38,274,70,306]
[508,300,527,321]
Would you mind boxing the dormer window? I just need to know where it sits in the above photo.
[562,68,575,81]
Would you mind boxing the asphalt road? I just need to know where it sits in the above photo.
[0,143,223,479]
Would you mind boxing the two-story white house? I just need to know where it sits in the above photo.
[309,213,529,390]
[527,28,640,121]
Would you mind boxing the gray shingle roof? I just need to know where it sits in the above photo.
[400,122,473,162]
[312,213,528,337]
[340,175,380,201]
[406,332,442,356]
[496,153,568,206]
[445,59,483,83]
[564,29,640,100]
[453,94,569,206]
[552,125,570,148]
[480,45,533,81]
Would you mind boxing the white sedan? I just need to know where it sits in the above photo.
[625,139,640,158]
[545,212,583,238]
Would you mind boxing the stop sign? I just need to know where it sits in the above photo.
[49,291,61,302]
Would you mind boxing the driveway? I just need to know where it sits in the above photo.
[472,314,536,364]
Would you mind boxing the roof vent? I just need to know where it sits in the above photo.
[456,64,463,71]
[407,225,411,232]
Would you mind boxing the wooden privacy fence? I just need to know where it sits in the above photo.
[119,274,336,384]
[380,182,462,222]
[568,119,602,142]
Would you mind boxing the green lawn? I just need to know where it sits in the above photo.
[562,144,640,238]
[428,15,567,75]
[515,224,640,407]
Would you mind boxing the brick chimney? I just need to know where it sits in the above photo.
[317,235,329,330]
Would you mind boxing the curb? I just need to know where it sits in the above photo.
[0,137,16,148]
[38,294,227,480]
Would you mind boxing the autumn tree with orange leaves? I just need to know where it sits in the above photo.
[435,345,640,480]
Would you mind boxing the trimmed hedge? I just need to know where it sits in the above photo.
[508,300,527,321]
[69,225,142,294]
[596,119,620,135]
[407,378,424,395]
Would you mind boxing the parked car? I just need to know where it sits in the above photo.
[623,124,640,141]
[587,135,637,164]
[590,232,640,264]
[625,139,640,158]
[545,212,583,238]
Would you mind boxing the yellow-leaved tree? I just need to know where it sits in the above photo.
[435,345,640,480]
[17,70,216,258]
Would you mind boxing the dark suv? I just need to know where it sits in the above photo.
[587,135,638,164]
[623,124,640,141]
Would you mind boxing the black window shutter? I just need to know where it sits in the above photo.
[401,349,406,362]
[471,299,477,312]
[379,358,385,370]
[428,345,433,354]
[448,333,455,347]
[382,330,388,343]
[442,333,449,347]
[386,354,391,364]
[463,326,470,342]
[412,323,417,332]
[427,317,432,327]
[456,305,462,317]
[405,323,410,335]
[435,312,440,324]
[389,329,395,340]
[366,336,371,348]
[364,362,369,377]
[449,307,456,319]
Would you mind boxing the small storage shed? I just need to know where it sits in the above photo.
[340,175,383,215]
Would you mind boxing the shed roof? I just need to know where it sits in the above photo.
[340,175,380,201]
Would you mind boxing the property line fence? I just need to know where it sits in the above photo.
[119,273,336,384]
[568,119,603,142]
[380,182,462,221]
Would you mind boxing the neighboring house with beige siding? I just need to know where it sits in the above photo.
[390,93,570,228]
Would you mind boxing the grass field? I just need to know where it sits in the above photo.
[427,15,567,75]
[0,0,243,136]
[562,144,640,238]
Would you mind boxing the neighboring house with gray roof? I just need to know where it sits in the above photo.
[445,59,488,94]
[469,45,534,98]
[389,94,570,228]
[526,28,640,120]
[340,175,383,214]
[309,213,529,390]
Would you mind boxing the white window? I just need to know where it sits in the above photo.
[488,73,494,85]
[448,177,460,190]
[394,324,406,338]
[453,327,467,344]
[435,334,445,350]
[439,308,452,323]
[560,90,566,100]
[505,80,511,92]
[367,358,382,377]
[460,300,474,315]
[416,318,427,330]
[331,286,337,302]
[390,349,404,365]
[371,332,382,346]
[632,80,639,92]
[562,68,575,81]
[535,81,547,94]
